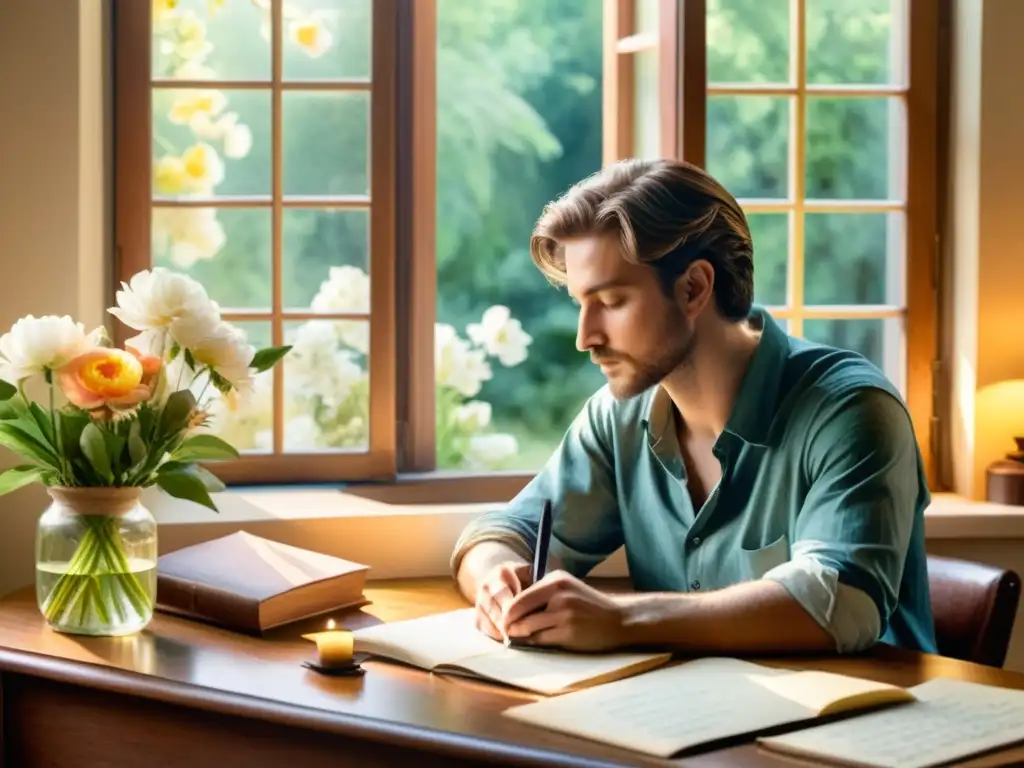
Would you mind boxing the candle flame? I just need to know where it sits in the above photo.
[325,618,336,630]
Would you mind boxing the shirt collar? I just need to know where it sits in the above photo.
[640,305,789,449]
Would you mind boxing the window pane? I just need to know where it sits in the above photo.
[283,209,369,312]
[153,206,271,310]
[633,48,660,160]
[200,321,273,453]
[283,92,369,196]
[806,97,905,200]
[435,0,605,472]
[802,318,905,389]
[282,0,371,81]
[805,213,904,306]
[152,0,269,80]
[283,319,369,452]
[707,96,790,199]
[748,213,789,306]
[153,88,270,197]
[707,0,789,84]
[806,0,905,85]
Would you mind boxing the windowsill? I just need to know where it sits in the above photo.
[146,484,1024,582]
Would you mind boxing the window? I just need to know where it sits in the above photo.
[606,0,940,484]
[116,0,397,484]
[115,0,940,489]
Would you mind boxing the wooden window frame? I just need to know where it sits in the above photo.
[113,0,942,498]
[602,0,941,489]
[113,0,398,485]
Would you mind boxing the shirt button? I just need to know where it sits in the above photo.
[690,580,701,591]
[692,536,701,546]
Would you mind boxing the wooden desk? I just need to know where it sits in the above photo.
[1,578,1023,768]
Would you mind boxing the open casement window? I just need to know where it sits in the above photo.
[604,0,942,487]
[114,0,398,484]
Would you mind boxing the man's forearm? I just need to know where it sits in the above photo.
[615,579,837,654]
[455,540,530,602]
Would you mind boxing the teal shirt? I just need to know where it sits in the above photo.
[452,307,937,653]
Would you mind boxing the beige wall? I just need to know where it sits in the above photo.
[0,0,110,592]
[946,0,1024,499]
[0,0,1023,675]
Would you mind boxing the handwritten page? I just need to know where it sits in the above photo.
[503,657,817,758]
[451,644,671,696]
[759,677,1024,768]
[353,608,501,669]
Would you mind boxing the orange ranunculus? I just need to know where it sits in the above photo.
[58,348,155,411]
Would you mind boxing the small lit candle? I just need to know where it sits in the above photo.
[302,620,355,669]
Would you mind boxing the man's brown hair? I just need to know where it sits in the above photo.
[529,158,754,321]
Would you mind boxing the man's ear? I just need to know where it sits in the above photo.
[673,260,715,316]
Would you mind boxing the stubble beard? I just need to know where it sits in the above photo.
[599,308,696,400]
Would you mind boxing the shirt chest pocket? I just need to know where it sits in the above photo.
[739,534,790,580]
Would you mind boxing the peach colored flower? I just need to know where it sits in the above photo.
[58,348,156,412]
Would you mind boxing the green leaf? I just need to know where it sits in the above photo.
[0,465,47,496]
[128,419,147,467]
[80,422,113,484]
[0,397,27,420]
[250,345,292,373]
[172,434,239,462]
[59,409,90,460]
[158,390,197,437]
[184,348,196,370]
[168,342,181,363]
[156,469,218,512]
[208,369,232,394]
[0,379,16,401]
[101,430,126,481]
[28,402,56,448]
[0,421,60,469]
[158,461,226,493]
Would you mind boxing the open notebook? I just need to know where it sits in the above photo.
[758,677,1024,768]
[502,657,917,758]
[350,608,671,695]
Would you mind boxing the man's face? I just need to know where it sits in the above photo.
[564,234,695,399]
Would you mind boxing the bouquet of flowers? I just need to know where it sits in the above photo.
[0,268,289,635]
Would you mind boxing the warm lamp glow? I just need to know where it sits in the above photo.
[976,378,1024,454]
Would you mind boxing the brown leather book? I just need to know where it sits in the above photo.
[156,531,370,634]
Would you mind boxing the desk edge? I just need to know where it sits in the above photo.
[0,646,628,768]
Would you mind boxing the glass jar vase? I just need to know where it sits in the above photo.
[35,487,158,636]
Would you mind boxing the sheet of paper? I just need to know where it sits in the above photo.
[352,608,501,669]
[503,657,814,758]
[758,677,1024,768]
[450,644,670,696]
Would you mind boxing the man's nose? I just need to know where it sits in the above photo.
[575,306,604,352]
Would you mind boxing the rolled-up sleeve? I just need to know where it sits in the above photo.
[449,394,625,579]
[761,386,924,652]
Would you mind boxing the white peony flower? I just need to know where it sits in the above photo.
[467,433,518,468]
[153,208,227,267]
[286,321,366,406]
[0,315,105,383]
[189,111,253,160]
[435,323,491,398]
[191,322,255,393]
[467,305,533,367]
[311,266,371,354]
[110,267,221,356]
[289,16,333,58]
[452,400,492,432]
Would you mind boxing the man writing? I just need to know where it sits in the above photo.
[450,158,936,656]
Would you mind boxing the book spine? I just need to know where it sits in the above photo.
[156,574,261,633]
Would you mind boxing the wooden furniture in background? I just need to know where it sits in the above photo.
[2,577,1024,767]
[928,554,1022,668]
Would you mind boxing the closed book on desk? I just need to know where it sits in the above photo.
[349,608,672,696]
[503,657,916,758]
[157,531,369,633]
